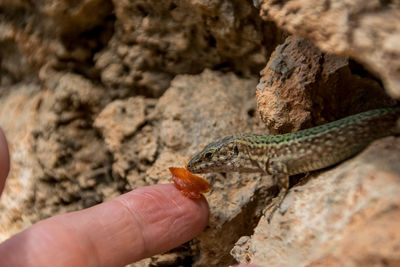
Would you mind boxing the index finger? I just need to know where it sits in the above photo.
[0,184,209,266]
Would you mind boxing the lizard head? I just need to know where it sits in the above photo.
[187,134,260,173]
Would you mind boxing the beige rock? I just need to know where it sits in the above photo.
[156,69,267,154]
[0,84,43,241]
[1,0,399,266]
[259,0,400,98]
[145,151,188,185]
[231,137,400,266]
[160,120,187,149]
[1,73,112,240]
[94,97,146,151]
[93,0,280,97]
[156,70,273,266]
[0,0,113,85]
[94,97,158,178]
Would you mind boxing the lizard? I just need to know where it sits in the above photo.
[186,106,400,222]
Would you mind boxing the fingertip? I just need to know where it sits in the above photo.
[135,183,210,227]
[114,184,210,258]
[88,183,210,264]
[0,127,10,195]
[0,184,210,266]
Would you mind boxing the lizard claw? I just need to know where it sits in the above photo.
[264,188,289,223]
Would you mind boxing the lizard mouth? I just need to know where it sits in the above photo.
[187,152,265,173]
[187,159,227,173]
[186,162,216,173]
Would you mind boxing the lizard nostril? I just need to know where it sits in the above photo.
[204,152,213,159]
[234,146,239,156]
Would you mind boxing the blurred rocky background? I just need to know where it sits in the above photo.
[0,0,399,266]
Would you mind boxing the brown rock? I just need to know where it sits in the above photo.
[256,36,395,134]
[231,137,400,266]
[156,70,273,266]
[0,0,113,84]
[93,0,281,97]
[160,120,187,149]
[0,84,43,240]
[95,98,158,178]
[94,97,147,151]
[1,1,399,266]
[0,73,112,237]
[259,0,400,98]
[145,151,188,185]
[156,69,267,154]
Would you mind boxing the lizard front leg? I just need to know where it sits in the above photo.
[265,159,290,223]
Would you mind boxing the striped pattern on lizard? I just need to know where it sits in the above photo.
[186,106,400,221]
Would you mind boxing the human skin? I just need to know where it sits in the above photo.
[0,128,209,266]
[0,128,257,267]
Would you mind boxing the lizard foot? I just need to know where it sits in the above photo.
[265,189,289,223]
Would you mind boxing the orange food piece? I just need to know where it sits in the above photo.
[169,166,211,199]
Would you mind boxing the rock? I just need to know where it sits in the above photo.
[156,69,268,153]
[231,236,252,264]
[156,69,273,266]
[0,73,113,234]
[145,151,188,185]
[0,0,114,83]
[259,0,400,98]
[93,0,281,97]
[1,1,399,266]
[160,120,187,149]
[94,97,147,151]
[0,84,43,241]
[231,137,400,266]
[256,36,395,134]
[94,97,158,178]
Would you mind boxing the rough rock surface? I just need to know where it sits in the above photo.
[0,84,43,240]
[259,0,400,98]
[256,36,395,134]
[0,72,116,230]
[0,0,400,266]
[0,0,114,86]
[153,70,273,266]
[231,137,400,266]
[0,69,272,266]
[94,0,281,97]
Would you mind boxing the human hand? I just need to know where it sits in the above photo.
[0,128,209,266]
[0,128,258,267]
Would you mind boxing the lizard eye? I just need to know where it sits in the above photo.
[204,152,213,159]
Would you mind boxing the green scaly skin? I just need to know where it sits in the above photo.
[187,106,400,221]
[187,107,400,175]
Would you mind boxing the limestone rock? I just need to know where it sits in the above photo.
[256,36,395,134]
[94,97,147,151]
[0,84,43,241]
[94,0,281,97]
[94,97,158,179]
[231,137,400,266]
[155,70,273,266]
[259,0,400,98]
[0,0,114,85]
[0,73,113,234]
[1,1,399,266]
